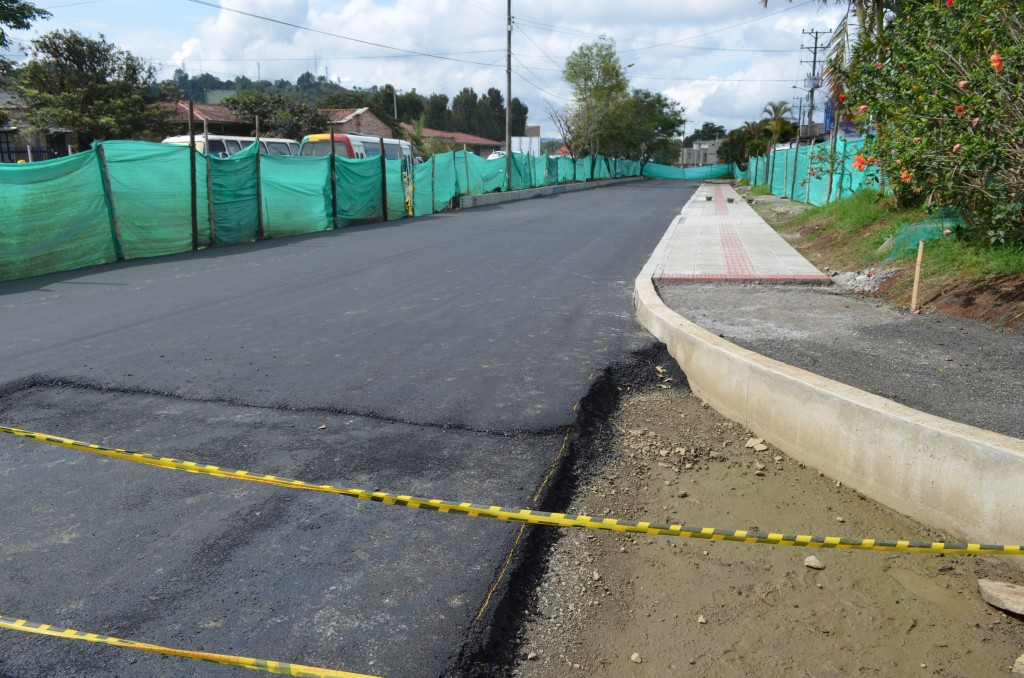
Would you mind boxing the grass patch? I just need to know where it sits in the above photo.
[748,184,772,197]
[779,189,927,269]
[773,188,1024,279]
[896,237,1024,282]
[750,185,1024,327]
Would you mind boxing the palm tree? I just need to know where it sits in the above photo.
[741,120,769,184]
[760,1,925,103]
[761,100,792,186]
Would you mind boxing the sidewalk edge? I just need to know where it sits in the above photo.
[634,199,1024,566]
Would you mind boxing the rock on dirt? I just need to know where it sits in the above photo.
[512,387,1024,677]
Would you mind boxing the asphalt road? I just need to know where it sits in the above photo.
[0,180,696,677]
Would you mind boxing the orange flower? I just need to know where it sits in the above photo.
[858,104,868,114]
[852,154,867,171]
[991,52,1003,73]
[900,170,913,183]
[952,143,962,154]
[954,104,967,116]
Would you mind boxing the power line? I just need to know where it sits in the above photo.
[159,50,506,64]
[621,0,817,54]
[512,55,570,101]
[512,0,814,54]
[182,0,506,69]
[514,25,563,70]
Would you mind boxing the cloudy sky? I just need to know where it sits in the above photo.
[11,0,848,138]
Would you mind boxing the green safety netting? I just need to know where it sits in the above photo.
[385,157,407,220]
[334,156,383,225]
[409,151,459,217]
[1,140,652,282]
[745,137,886,206]
[431,152,457,212]
[411,156,434,217]
[887,211,962,261]
[209,142,260,245]
[100,140,204,257]
[0,150,117,281]
[642,163,733,180]
[261,154,332,237]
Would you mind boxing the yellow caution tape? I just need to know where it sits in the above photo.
[0,613,377,678]
[2,425,1022,556]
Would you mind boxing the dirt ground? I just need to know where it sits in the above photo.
[511,385,1024,677]
[508,187,1024,677]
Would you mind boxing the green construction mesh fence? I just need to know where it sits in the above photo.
[887,211,963,261]
[432,152,459,213]
[209,142,260,246]
[745,137,887,207]
[1,141,659,282]
[0,150,117,281]
[99,140,203,257]
[334,156,383,225]
[641,163,733,180]
[261,154,332,238]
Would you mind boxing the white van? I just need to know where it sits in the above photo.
[161,135,300,158]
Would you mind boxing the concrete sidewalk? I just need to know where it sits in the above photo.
[649,183,830,284]
[634,183,1024,564]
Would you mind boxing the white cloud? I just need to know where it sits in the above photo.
[25,0,851,138]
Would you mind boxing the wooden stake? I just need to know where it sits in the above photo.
[911,239,925,313]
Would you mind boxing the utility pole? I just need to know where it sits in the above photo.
[505,0,513,192]
[801,28,832,126]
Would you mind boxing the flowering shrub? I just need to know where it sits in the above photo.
[844,0,1023,244]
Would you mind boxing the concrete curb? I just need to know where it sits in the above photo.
[459,177,644,209]
[633,204,1024,562]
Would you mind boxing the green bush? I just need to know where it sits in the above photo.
[844,0,1023,245]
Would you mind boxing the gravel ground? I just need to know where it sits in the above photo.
[511,385,1024,677]
[507,189,1024,676]
[656,282,1024,441]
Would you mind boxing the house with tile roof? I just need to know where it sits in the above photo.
[158,100,252,136]
[319,107,393,138]
[398,123,502,157]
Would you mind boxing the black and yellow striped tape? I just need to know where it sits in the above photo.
[0,613,377,678]
[2,425,1022,556]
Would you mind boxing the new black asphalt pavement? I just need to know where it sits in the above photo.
[0,180,696,677]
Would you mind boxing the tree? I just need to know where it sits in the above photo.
[616,89,685,170]
[222,89,326,139]
[1,0,49,74]
[451,87,479,135]
[478,87,505,141]
[559,36,631,169]
[743,120,771,157]
[761,99,793,185]
[509,97,528,137]
[169,70,234,102]
[760,1,925,104]
[424,93,450,130]
[683,121,726,146]
[17,30,171,149]
[396,89,425,122]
